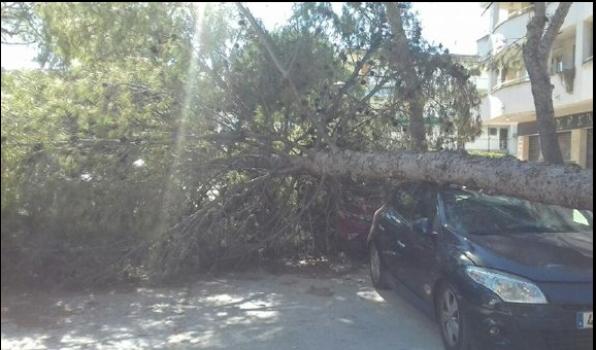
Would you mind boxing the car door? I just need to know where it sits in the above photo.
[377,184,423,279]
[400,188,441,300]
[376,205,409,277]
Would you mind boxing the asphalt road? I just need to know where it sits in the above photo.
[1,268,444,350]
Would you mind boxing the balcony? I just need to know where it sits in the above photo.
[489,3,580,56]
[491,11,531,56]
[493,3,532,31]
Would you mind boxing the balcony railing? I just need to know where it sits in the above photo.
[467,137,516,154]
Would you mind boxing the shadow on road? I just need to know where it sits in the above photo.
[1,269,444,350]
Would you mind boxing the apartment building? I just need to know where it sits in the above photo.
[466,2,593,168]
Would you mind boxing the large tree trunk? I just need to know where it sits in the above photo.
[292,150,592,210]
[524,56,563,163]
[385,2,427,152]
[523,2,573,164]
[407,97,428,152]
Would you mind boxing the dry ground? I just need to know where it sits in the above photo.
[1,268,444,350]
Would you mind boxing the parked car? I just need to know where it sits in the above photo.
[368,181,593,350]
[337,197,376,255]
[336,185,385,256]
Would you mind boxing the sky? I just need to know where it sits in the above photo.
[247,2,489,53]
[1,2,489,70]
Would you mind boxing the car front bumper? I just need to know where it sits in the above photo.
[464,302,593,350]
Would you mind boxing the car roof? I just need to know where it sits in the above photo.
[395,181,486,197]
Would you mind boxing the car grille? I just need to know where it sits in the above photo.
[543,329,593,350]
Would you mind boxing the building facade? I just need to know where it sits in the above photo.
[466,2,593,168]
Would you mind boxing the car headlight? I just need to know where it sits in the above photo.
[465,266,548,304]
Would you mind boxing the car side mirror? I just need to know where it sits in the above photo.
[412,217,436,236]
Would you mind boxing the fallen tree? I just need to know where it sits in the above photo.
[2,3,593,287]
[150,3,593,280]
[218,149,593,210]
[295,150,592,210]
[147,148,592,281]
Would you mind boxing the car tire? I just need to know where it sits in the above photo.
[436,283,473,350]
[369,242,390,289]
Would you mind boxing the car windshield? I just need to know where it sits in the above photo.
[443,190,593,235]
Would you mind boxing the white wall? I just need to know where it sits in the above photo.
[479,53,593,120]
[477,2,593,121]
[468,3,593,154]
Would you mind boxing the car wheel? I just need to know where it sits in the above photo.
[369,242,390,289]
[437,283,473,350]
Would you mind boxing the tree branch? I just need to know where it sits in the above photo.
[235,3,289,79]
[541,2,573,53]
[235,2,333,149]
[384,2,428,151]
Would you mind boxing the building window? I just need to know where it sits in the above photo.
[528,135,541,161]
[550,29,576,75]
[499,128,509,151]
[495,3,532,25]
[551,54,566,73]
[489,128,498,136]
[558,131,572,162]
[498,59,527,85]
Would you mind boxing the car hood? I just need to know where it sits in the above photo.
[465,231,593,283]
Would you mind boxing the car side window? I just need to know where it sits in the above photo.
[383,207,401,224]
[418,186,438,221]
[393,184,436,223]
[393,185,420,222]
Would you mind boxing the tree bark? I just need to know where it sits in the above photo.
[524,56,562,163]
[523,2,573,165]
[407,97,428,152]
[384,2,427,152]
[291,150,592,210]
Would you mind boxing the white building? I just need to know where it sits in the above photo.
[466,2,593,168]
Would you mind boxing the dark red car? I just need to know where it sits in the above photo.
[337,195,381,255]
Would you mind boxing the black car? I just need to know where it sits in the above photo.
[368,182,593,350]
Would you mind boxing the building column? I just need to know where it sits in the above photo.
[508,124,518,156]
[517,135,529,161]
[571,128,588,167]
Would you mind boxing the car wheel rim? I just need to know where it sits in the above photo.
[441,288,460,347]
[370,245,381,284]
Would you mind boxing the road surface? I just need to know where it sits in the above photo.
[1,268,444,350]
